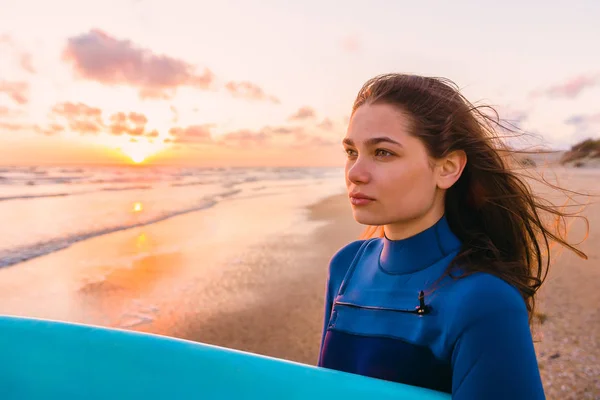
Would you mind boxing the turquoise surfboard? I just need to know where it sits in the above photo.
[0,315,450,399]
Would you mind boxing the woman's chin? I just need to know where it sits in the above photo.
[352,210,384,226]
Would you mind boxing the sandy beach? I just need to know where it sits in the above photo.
[0,166,598,399]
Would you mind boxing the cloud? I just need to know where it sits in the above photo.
[565,112,600,138]
[288,106,316,121]
[217,124,336,149]
[263,125,299,135]
[0,122,30,132]
[48,101,155,137]
[494,107,529,133]
[565,113,600,126]
[63,29,215,99]
[108,112,148,136]
[0,34,35,74]
[20,54,35,74]
[0,80,29,104]
[0,106,13,117]
[216,124,303,147]
[503,110,528,126]
[339,35,361,53]
[170,105,179,123]
[317,118,334,130]
[291,131,338,148]
[225,81,280,104]
[50,102,104,134]
[168,124,214,143]
[219,129,269,146]
[35,123,65,136]
[531,73,600,99]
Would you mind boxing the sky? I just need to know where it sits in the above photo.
[0,0,599,167]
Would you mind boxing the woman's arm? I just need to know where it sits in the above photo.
[449,276,546,399]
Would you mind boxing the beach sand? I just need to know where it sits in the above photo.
[0,167,598,399]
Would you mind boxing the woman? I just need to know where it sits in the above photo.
[317,73,588,399]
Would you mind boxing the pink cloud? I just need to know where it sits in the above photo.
[170,106,179,123]
[0,80,29,104]
[220,129,269,146]
[51,102,104,134]
[0,122,30,132]
[264,126,299,135]
[218,124,335,148]
[108,112,148,136]
[225,81,280,104]
[532,73,600,99]
[218,125,301,147]
[288,106,316,121]
[34,123,65,136]
[168,124,214,143]
[0,34,36,74]
[48,101,154,137]
[20,54,36,74]
[317,118,334,130]
[0,106,13,117]
[63,29,215,99]
[290,131,337,148]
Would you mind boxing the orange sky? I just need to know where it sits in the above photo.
[1,0,599,167]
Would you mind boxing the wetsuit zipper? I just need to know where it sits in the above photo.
[334,290,432,315]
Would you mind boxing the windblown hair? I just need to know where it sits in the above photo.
[353,73,589,323]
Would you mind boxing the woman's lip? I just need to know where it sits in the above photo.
[350,197,374,206]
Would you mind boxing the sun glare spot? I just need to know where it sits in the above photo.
[119,140,169,164]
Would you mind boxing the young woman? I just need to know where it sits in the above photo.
[317,73,588,399]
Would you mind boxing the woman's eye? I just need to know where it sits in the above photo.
[345,148,357,156]
[375,149,393,157]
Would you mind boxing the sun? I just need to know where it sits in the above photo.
[119,140,168,164]
[127,148,147,164]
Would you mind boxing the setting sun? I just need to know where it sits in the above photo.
[118,140,170,164]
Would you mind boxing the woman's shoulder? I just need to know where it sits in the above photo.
[327,239,376,278]
[330,239,369,267]
[441,272,528,330]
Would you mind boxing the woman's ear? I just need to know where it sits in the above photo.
[436,150,467,190]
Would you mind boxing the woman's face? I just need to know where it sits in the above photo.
[344,103,443,236]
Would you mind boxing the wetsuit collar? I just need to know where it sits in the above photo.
[379,215,462,275]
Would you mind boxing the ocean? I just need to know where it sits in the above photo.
[0,165,346,268]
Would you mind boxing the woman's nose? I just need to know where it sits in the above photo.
[346,157,371,184]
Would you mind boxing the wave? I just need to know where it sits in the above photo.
[0,189,241,268]
[170,181,215,187]
[101,185,153,192]
[0,185,155,202]
[0,193,71,202]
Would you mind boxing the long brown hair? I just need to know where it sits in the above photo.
[352,73,589,323]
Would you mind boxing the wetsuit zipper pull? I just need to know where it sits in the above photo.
[416,290,431,315]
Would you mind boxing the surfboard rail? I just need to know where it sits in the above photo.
[0,315,451,399]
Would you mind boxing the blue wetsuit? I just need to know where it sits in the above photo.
[318,215,545,399]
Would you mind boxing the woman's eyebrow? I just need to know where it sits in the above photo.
[342,136,403,147]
